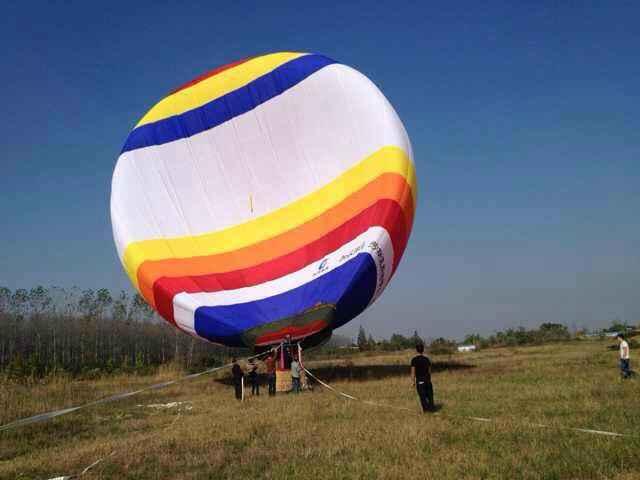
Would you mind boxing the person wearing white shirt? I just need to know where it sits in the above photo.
[290,356,301,393]
[617,333,632,379]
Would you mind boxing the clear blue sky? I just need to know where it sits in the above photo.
[1,1,639,340]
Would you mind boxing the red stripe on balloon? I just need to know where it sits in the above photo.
[169,56,255,95]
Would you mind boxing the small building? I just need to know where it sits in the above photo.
[584,330,623,338]
[457,344,476,353]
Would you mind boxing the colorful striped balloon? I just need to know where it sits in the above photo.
[111,52,416,348]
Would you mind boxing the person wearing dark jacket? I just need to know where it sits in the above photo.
[248,358,260,395]
[411,343,435,412]
[231,358,244,400]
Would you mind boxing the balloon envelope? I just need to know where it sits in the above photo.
[111,52,416,348]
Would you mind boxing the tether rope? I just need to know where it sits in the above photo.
[303,367,630,438]
[0,352,266,433]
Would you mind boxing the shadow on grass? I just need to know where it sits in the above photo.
[309,361,475,383]
[216,361,475,386]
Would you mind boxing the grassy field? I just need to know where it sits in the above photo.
[0,339,638,479]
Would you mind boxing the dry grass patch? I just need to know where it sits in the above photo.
[1,340,638,479]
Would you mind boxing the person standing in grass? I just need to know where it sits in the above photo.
[617,333,632,379]
[291,354,301,393]
[264,350,277,396]
[248,358,260,396]
[231,358,244,400]
[411,343,435,412]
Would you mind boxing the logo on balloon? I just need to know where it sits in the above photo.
[313,258,330,278]
[368,241,387,298]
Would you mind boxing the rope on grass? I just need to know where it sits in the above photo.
[303,367,416,413]
[0,352,267,433]
[303,367,630,439]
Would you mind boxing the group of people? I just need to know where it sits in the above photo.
[230,349,302,400]
[228,334,632,408]
[229,342,436,411]
[228,342,437,410]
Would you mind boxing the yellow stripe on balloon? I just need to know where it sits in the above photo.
[123,146,416,289]
[135,52,306,128]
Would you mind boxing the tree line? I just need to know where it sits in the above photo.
[462,323,572,348]
[0,286,244,379]
[0,284,624,379]
[352,322,574,355]
[356,326,429,352]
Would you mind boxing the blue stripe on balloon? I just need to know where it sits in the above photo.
[193,253,377,346]
[121,54,337,154]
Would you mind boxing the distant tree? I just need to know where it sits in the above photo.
[463,333,482,346]
[112,291,129,322]
[78,289,97,318]
[536,323,570,342]
[389,333,414,350]
[605,321,631,333]
[0,286,10,314]
[429,337,456,355]
[357,325,368,350]
[95,289,113,319]
[28,286,52,317]
[11,289,29,317]
[540,323,565,331]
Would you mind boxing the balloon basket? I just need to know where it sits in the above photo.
[276,369,307,393]
[276,369,291,392]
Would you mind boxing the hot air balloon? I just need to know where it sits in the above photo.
[110,52,416,350]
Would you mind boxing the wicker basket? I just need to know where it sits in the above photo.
[275,369,307,392]
[276,369,291,392]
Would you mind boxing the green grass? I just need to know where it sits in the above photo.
[1,340,638,479]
